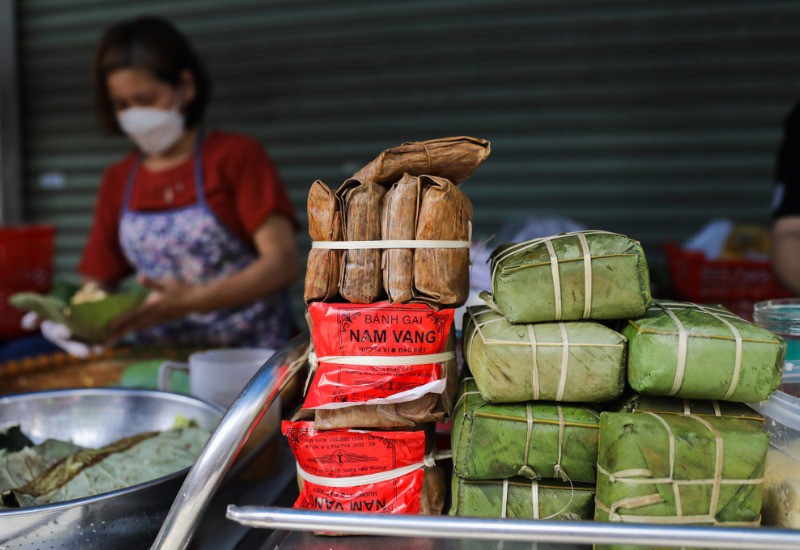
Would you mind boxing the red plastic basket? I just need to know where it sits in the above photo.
[0,225,56,339]
[663,241,794,319]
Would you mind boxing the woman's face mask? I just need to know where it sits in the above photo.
[108,68,187,156]
[116,97,185,156]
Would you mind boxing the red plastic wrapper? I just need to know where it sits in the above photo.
[304,302,455,409]
[283,420,427,514]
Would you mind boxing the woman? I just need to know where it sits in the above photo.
[79,16,299,349]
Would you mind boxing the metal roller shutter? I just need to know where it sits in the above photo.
[17,0,800,312]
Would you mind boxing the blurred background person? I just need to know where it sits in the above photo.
[78,16,299,348]
[772,102,800,295]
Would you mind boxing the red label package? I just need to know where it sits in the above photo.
[282,420,427,514]
[304,302,455,409]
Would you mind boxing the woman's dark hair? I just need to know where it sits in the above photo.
[93,16,211,134]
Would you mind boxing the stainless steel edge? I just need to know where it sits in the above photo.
[224,506,800,550]
[151,331,310,550]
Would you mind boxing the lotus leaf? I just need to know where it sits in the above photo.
[489,231,651,323]
[464,305,627,403]
[1,427,208,508]
[624,301,785,402]
[452,377,600,483]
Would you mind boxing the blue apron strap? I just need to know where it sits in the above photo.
[192,131,207,209]
[120,156,142,215]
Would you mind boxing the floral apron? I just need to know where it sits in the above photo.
[118,136,294,348]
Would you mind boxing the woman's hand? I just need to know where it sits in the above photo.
[110,275,202,337]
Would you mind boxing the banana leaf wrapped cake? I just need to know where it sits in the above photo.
[624,301,785,402]
[464,305,626,403]
[595,411,767,530]
[353,136,491,185]
[381,174,472,307]
[450,476,595,520]
[489,231,651,323]
[304,181,342,302]
[452,378,600,483]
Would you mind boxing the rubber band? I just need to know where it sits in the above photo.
[682,400,691,415]
[312,239,470,250]
[712,401,721,417]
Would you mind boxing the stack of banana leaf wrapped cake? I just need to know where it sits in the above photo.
[286,137,490,522]
[454,229,787,547]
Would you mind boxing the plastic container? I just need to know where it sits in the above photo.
[749,383,800,528]
[663,241,793,319]
[0,225,56,339]
[755,298,800,376]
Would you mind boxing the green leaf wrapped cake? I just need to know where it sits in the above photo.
[452,377,600,483]
[450,476,595,520]
[624,301,785,402]
[489,231,651,323]
[595,411,767,530]
[464,305,627,403]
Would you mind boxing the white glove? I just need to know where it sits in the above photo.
[39,319,103,359]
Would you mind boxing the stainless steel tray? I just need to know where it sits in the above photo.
[152,331,800,550]
[0,388,225,549]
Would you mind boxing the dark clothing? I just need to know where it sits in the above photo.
[773,102,800,220]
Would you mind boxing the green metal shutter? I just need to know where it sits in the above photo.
[18,0,800,294]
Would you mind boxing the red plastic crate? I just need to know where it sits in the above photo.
[663,241,794,319]
[0,225,56,339]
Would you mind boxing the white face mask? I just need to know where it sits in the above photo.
[117,97,185,156]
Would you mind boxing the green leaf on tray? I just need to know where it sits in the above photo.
[9,290,145,343]
[1,427,209,509]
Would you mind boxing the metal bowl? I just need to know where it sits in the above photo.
[0,388,225,549]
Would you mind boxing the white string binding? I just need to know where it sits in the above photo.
[312,239,470,249]
[310,350,455,367]
[577,232,593,318]
[556,323,570,402]
[296,460,424,488]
